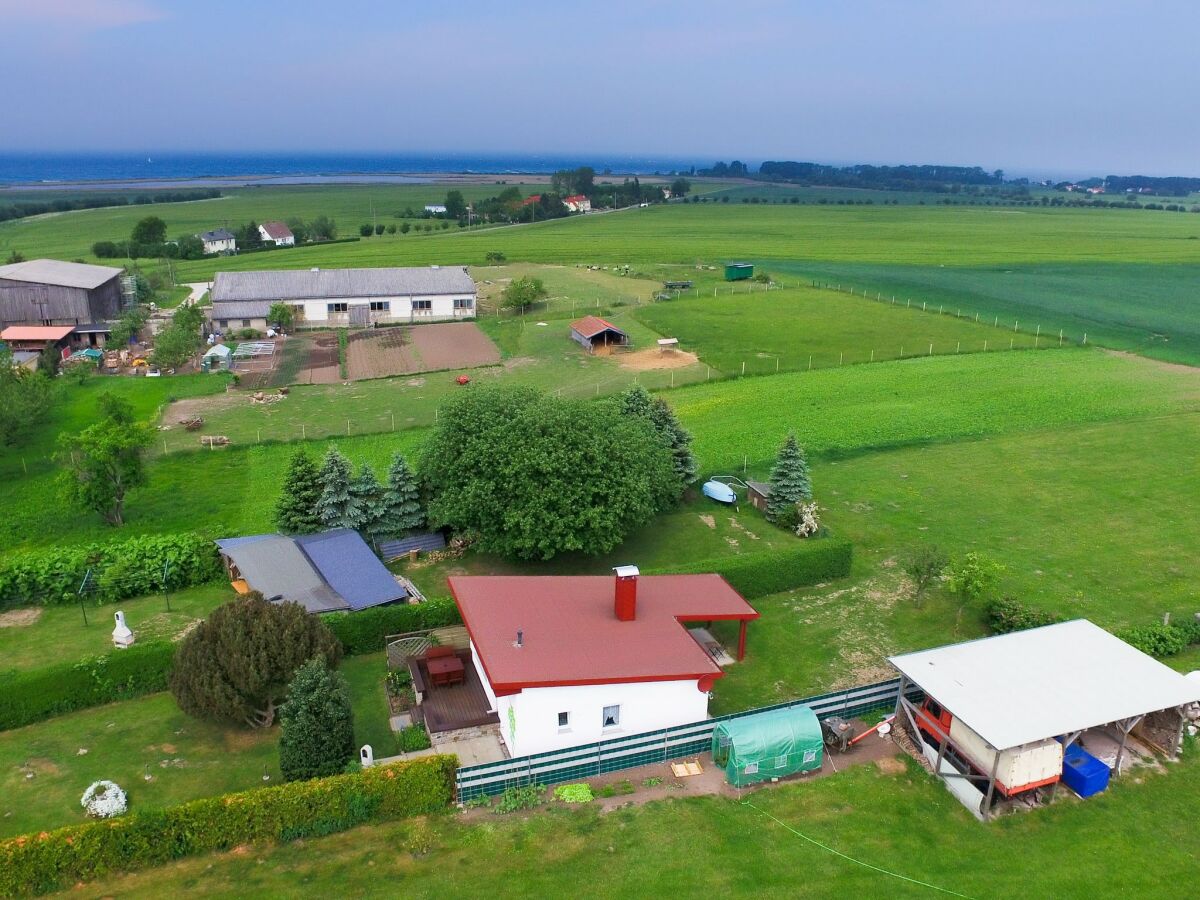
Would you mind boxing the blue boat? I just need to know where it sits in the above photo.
[702,480,737,503]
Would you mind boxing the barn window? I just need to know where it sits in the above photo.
[413,300,433,311]
[327,302,349,313]
[369,301,390,312]
[453,297,473,309]
[602,705,620,729]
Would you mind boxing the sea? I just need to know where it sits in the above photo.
[0,152,700,190]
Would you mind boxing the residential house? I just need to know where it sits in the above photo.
[563,194,592,213]
[258,221,295,246]
[198,228,237,255]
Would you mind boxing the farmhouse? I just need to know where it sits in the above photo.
[563,194,591,213]
[890,620,1200,820]
[208,265,477,330]
[424,204,447,215]
[449,567,759,757]
[569,315,628,352]
[258,221,295,246]
[198,228,236,255]
[0,259,124,329]
[215,528,408,614]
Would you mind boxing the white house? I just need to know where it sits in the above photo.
[198,228,236,255]
[563,194,592,213]
[450,567,759,758]
[207,265,477,331]
[258,221,295,246]
[424,204,447,215]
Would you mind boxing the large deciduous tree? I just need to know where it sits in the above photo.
[278,657,356,780]
[499,276,547,311]
[130,215,167,245]
[275,448,323,534]
[765,433,813,525]
[170,593,342,728]
[316,447,360,530]
[422,387,678,560]
[375,452,425,536]
[0,347,55,446]
[56,395,153,526]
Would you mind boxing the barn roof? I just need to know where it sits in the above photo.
[450,574,758,691]
[570,315,626,339]
[0,259,122,290]
[889,620,1200,750]
[211,265,475,303]
[1,325,75,342]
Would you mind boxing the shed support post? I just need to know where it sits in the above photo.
[892,676,908,732]
[1173,708,1187,757]
[1114,715,1143,776]
[982,750,1002,821]
[737,620,748,661]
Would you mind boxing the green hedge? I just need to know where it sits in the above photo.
[0,755,456,896]
[0,641,175,731]
[0,534,222,609]
[322,596,462,655]
[652,537,853,598]
[985,596,1063,634]
[1118,620,1200,658]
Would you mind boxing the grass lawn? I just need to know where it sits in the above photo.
[0,582,235,672]
[635,283,1043,375]
[67,749,1200,898]
[341,652,395,756]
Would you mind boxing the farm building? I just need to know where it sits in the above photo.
[563,194,592,213]
[198,228,236,255]
[569,315,628,352]
[0,259,124,329]
[207,265,477,331]
[746,481,772,512]
[890,620,1200,820]
[258,221,295,246]
[724,263,754,281]
[215,528,408,614]
[448,566,759,757]
[0,325,75,355]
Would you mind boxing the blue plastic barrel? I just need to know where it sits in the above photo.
[1060,743,1111,798]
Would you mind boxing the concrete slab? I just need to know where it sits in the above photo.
[433,732,507,766]
[389,713,413,732]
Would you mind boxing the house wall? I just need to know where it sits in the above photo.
[294,293,475,324]
[212,315,269,333]
[258,226,295,247]
[203,238,236,254]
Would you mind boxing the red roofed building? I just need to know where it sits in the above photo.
[520,194,542,206]
[257,221,295,246]
[569,315,628,352]
[563,194,592,213]
[450,567,758,756]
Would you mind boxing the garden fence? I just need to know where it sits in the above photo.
[454,676,922,803]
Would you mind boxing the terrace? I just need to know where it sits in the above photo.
[408,649,500,734]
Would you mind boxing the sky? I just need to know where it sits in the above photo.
[2,0,1198,176]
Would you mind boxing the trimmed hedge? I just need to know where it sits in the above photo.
[322,596,462,655]
[652,537,853,598]
[0,534,222,608]
[0,641,176,731]
[0,755,456,896]
[985,596,1063,635]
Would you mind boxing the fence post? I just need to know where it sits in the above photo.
[163,560,172,612]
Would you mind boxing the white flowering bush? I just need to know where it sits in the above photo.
[81,780,127,818]
[793,502,821,538]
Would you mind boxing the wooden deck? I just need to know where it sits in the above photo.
[410,651,500,734]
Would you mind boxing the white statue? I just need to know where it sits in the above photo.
[112,611,135,649]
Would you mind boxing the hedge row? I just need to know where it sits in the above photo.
[0,641,175,732]
[322,596,462,655]
[0,755,456,896]
[987,597,1200,659]
[0,534,222,608]
[654,537,853,599]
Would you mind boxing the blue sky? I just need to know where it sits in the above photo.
[2,0,1198,175]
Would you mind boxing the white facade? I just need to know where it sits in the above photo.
[289,292,475,325]
[564,196,592,213]
[202,236,236,255]
[424,204,447,214]
[258,224,295,246]
[471,642,711,758]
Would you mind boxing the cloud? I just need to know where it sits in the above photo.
[0,0,165,28]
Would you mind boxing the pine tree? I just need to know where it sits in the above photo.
[315,447,361,530]
[275,449,323,534]
[619,384,697,486]
[619,383,654,419]
[765,433,813,524]
[348,463,384,534]
[278,657,356,781]
[376,452,425,536]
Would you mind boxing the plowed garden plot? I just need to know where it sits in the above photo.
[297,333,341,384]
[346,322,500,379]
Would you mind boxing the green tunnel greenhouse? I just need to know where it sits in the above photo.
[712,705,824,787]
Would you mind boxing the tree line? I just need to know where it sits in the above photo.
[0,188,220,224]
[92,215,337,260]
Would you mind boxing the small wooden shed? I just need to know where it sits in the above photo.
[746,481,772,512]
[569,315,629,352]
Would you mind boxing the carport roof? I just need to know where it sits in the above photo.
[889,619,1200,750]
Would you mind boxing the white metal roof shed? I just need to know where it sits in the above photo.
[889,619,1200,751]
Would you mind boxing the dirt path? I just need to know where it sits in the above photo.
[1102,348,1200,376]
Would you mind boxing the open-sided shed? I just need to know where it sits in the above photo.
[569,315,629,352]
[890,620,1200,819]
[712,705,823,786]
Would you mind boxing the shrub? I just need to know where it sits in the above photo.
[0,640,175,731]
[0,533,222,608]
[943,552,1005,601]
[553,783,594,804]
[904,545,949,606]
[397,724,432,752]
[1118,621,1200,658]
[985,596,1062,634]
[322,596,461,655]
[0,756,456,896]
[494,783,545,814]
[654,538,852,598]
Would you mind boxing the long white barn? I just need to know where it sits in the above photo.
[208,265,476,331]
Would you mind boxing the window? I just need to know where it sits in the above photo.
[369,300,390,312]
[241,319,251,328]
[602,705,620,729]
[453,297,473,309]
[557,711,570,729]
[218,319,229,329]
[327,302,348,313]
[413,299,433,311]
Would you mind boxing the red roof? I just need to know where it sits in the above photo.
[0,325,74,342]
[564,194,588,203]
[521,194,542,205]
[259,221,294,239]
[570,315,625,339]
[450,574,758,693]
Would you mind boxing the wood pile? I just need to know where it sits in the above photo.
[200,435,230,447]
[180,417,204,431]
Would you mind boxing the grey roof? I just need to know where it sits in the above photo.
[746,480,772,496]
[889,620,1200,750]
[216,529,407,614]
[0,259,122,290]
[212,265,475,303]
[200,229,236,242]
[72,322,112,333]
[208,300,272,319]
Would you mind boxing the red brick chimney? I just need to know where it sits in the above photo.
[614,565,639,621]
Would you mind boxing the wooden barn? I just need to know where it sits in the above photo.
[569,315,629,352]
[0,259,124,329]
